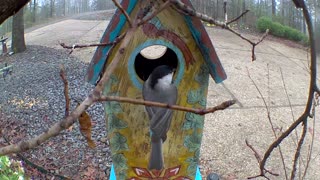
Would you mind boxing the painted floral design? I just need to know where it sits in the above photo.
[110,132,129,152]
[185,149,200,177]
[182,112,204,130]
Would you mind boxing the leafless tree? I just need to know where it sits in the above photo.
[11,8,26,53]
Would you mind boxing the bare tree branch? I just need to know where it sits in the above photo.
[223,0,228,23]
[247,68,287,179]
[99,96,236,115]
[245,139,262,163]
[59,65,70,117]
[0,93,235,156]
[137,0,172,26]
[258,113,308,177]
[60,42,114,50]
[290,120,308,180]
[170,0,268,61]
[59,33,125,54]
[112,0,133,27]
[302,95,318,179]
[227,10,250,25]
[292,0,304,8]
[280,67,306,176]
[170,0,226,27]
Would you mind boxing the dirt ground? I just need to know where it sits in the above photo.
[21,17,320,180]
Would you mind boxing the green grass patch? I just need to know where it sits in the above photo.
[0,156,25,180]
[256,16,308,44]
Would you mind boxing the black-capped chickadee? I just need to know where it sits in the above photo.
[142,65,178,170]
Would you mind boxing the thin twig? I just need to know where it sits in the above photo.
[258,113,308,177]
[251,30,269,61]
[59,33,125,54]
[223,0,228,23]
[137,0,171,26]
[302,95,317,179]
[280,68,299,144]
[267,64,270,107]
[228,28,268,61]
[60,42,114,50]
[290,119,308,180]
[247,68,287,178]
[245,139,262,163]
[227,10,250,25]
[170,0,225,27]
[99,96,236,115]
[280,67,305,178]
[170,0,268,61]
[59,65,70,117]
[112,0,133,27]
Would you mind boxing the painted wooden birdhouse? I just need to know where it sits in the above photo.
[86,0,226,179]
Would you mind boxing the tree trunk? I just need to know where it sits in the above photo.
[272,0,276,16]
[62,0,66,16]
[11,8,26,53]
[0,0,29,24]
[281,0,285,24]
[216,0,219,20]
[50,0,55,17]
[242,0,246,25]
[314,0,318,27]
[32,0,36,23]
[302,14,306,34]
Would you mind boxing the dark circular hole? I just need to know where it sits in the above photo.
[134,46,178,81]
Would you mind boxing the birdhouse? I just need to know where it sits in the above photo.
[86,0,226,179]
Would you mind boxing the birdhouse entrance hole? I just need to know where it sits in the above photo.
[134,45,178,81]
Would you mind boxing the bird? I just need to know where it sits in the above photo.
[142,65,178,170]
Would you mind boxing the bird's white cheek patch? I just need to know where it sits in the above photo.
[158,73,173,88]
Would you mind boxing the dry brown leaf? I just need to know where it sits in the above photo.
[79,109,96,148]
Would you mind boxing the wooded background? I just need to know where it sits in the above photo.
[0,0,319,37]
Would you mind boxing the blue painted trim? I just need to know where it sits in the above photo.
[150,16,163,29]
[184,15,225,84]
[128,40,185,90]
[89,0,138,84]
[109,164,201,179]
[195,166,202,180]
[110,164,116,180]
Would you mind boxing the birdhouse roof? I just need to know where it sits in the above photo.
[86,0,227,85]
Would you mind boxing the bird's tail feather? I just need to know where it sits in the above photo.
[148,139,163,170]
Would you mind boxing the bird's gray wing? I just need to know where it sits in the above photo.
[150,107,173,139]
[145,105,156,120]
[142,81,157,119]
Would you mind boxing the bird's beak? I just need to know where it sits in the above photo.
[173,68,176,73]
